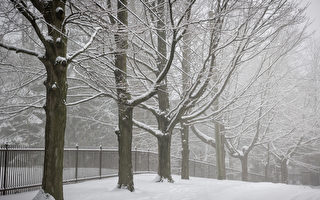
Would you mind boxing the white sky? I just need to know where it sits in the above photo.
[304,0,320,38]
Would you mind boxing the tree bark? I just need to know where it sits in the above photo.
[180,3,191,179]
[264,164,269,182]
[264,144,270,182]
[215,123,226,180]
[41,1,68,199]
[180,123,189,179]
[113,0,134,191]
[157,134,173,182]
[116,106,134,191]
[280,159,289,184]
[240,155,249,181]
[153,0,173,183]
[42,64,67,200]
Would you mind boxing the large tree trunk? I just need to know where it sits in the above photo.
[153,0,173,183]
[114,0,134,191]
[215,123,226,180]
[264,164,269,182]
[157,134,173,182]
[41,1,68,199]
[42,65,67,200]
[240,155,249,181]
[280,159,289,184]
[116,106,134,191]
[180,4,191,179]
[180,123,189,179]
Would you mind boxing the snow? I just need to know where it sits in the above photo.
[32,189,54,200]
[51,83,57,89]
[242,145,249,153]
[44,36,53,43]
[2,174,320,200]
[28,114,42,124]
[55,56,67,65]
[55,7,63,14]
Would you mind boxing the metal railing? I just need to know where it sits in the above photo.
[0,144,318,195]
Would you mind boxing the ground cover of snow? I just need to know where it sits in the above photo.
[2,174,320,200]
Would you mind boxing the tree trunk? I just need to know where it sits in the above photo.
[264,144,270,182]
[264,164,269,182]
[116,106,134,191]
[180,123,189,179]
[240,155,248,181]
[42,66,67,200]
[114,0,134,191]
[280,159,289,184]
[228,155,233,179]
[154,0,173,183]
[41,1,68,199]
[180,2,191,180]
[215,123,226,180]
[157,134,173,182]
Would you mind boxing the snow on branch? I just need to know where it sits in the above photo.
[0,42,40,57]
[12,0,47,45]
[138,103,162,118]
[66,92,106,106]
[133,119,164,137]
[190,126,216,148]
[225,139,241,158]
[128,31,179,106]
[67,27,101,63]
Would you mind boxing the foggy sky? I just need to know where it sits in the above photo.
[304,0,320,38]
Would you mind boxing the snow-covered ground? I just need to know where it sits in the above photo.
[2,174,320,200]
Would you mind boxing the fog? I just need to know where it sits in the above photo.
[0,0,319,199]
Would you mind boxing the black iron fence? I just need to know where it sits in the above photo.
[0,144,318,196]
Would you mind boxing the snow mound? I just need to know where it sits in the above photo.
[32,189,55,200]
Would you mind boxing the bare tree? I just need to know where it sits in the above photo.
[65,0,195,190]
[0,1,99,199]
[186,0,307,181]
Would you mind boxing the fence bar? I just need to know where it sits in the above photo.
[147,149,150,172]
[75,145,79,182]
[135,147,137,172]
[99,145,102,179]
[193,160,196,177]
[2,144,8,195]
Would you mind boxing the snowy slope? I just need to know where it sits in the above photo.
[2,174,320,200]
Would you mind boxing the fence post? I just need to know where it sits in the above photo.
[75,144,79,182]
[99,145,102,179]
[2,143,8,195]
[134,147,137,172]
[193,160,196,177]
[147,149,150,172]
